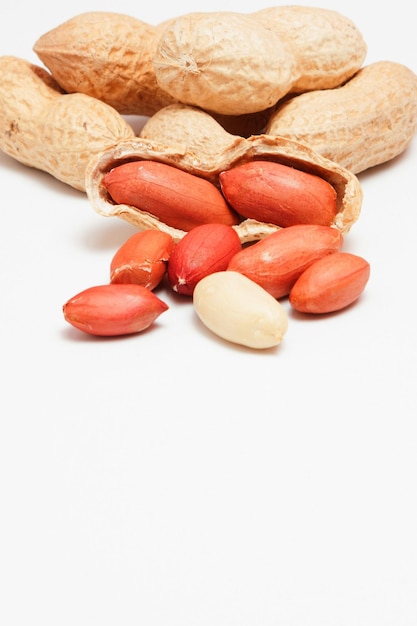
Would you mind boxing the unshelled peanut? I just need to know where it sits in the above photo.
[33,11,177,117]
[193,271,288,350]
[32,7,366,119]
[153,9,366,115]
[153,11,294,116]
[266,61,417,174]
[0,56,135,190]
[140,103,243,162]
[252,6,367,93]
[29,10,416,175]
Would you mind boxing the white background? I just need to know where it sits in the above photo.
[1,1,416,624]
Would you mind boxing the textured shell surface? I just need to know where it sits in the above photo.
[0,56,62,168]
[0,55,135,190]
[139,103,244,164]
[266,61,417,173]
[41,93,136,190]
[33,11,177,116]
[253,6,367,91]
[152,11,295,116]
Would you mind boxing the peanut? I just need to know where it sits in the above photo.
[227,225,343,299]
[62,283,168,336]
[0,56,135,191]
[152,11,295,116]
[153,9,366,116]
[102,160,240,232]
[252,6,367,93]
[33,12,177,117]
[140,103,243,163]
[167,223,242,296]
[86,133,362,243]
[32,8,366,119]
[266,61,417,174]
[29,10,416,176]
[193,271,288,350]
[289,252,370,313]
[110,229,175,289]
[219,160,337,228]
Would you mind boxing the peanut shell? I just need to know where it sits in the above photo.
[85,126,363,244]
[266,61,417,173]
[252,6,367,92]
[33,11,177,117]
[0,56,135,191]
[140,103,244,163]
[152,11,295,116]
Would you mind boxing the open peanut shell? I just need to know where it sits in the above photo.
[85,134,363,244]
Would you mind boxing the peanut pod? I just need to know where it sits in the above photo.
[153,8,366,115]
[0,56,135,190]
[266,61,417,173]
[33,12,177,117]
[85,131,363,244]
[32,7,366,118]
[252,6,367,93]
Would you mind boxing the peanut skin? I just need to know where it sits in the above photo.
[219,160,338,228]
[289,252,370,313]
[102,160,240,232]
[63,284,169,336]
[110,230,175,290]
[266,61,417,174]
[227,225,344,299]
[167,223,242,296]
[0,56,135,191]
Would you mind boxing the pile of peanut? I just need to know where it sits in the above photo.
[63,223,370,349]
[1,7,417,349]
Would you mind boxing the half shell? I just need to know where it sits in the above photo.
[85,134,363,244]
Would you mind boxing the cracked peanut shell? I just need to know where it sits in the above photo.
[85,128,363,244]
